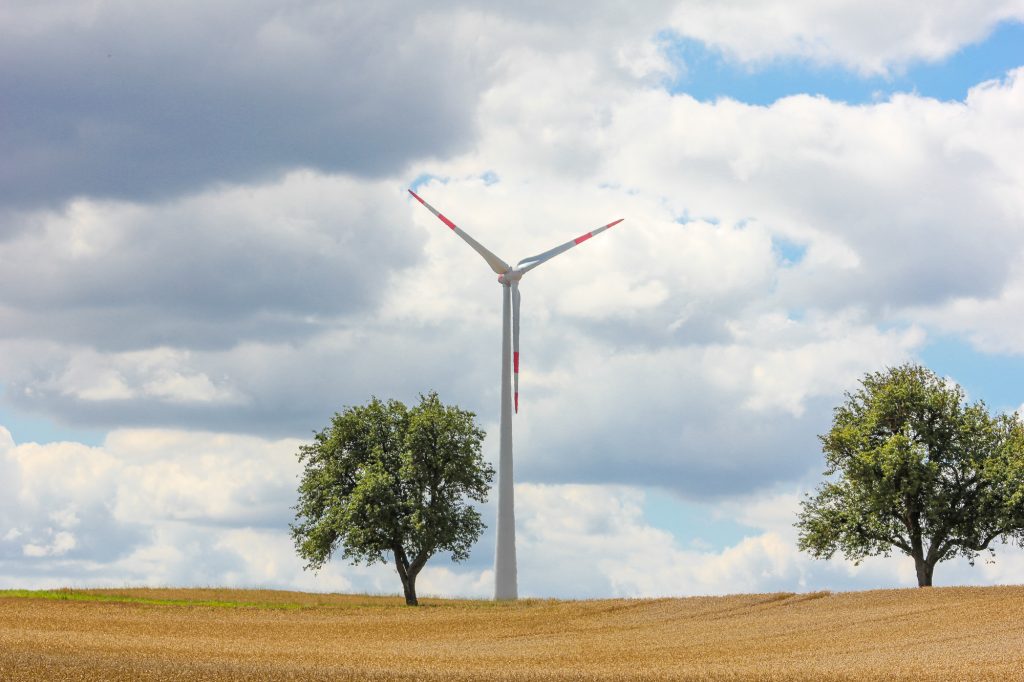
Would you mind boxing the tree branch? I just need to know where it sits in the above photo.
[890,537,912,554]
[940,527,1009,555]
[855,523,911,554]
[971,527,1010,552]
[409,548,431,577]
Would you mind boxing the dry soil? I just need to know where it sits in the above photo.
[1,585,1023,680]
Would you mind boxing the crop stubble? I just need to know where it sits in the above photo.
[1,585,1022,680]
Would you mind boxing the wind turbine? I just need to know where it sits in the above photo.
[409,189,623,600]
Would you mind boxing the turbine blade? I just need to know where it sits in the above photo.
[512,281,520,414]
[517,218,624,274]
[408,190,511,275]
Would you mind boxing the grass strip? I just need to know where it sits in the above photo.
[0,589,304,610]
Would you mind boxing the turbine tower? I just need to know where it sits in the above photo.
[409,189,622,600]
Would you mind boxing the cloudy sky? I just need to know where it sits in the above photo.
[2,0,1024,599]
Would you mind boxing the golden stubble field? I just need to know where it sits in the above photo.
[1,585,1023,681]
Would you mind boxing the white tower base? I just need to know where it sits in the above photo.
[494,282,518,600]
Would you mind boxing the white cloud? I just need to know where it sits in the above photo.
[515,483,1024,597]
[0,425,460,593]
[23,531,76,558]
[667,0,1024,75]
[2,12,1022,446]
[49,507,81,529]
[910,263,1024,355]
[417,566,494,600]
[0,171,422,349]
[427,62,1024,324]
[505,310,921,496]
[2,427,1021,596]
[53,348,244,405]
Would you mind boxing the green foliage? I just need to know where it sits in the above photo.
[796,363,1024,586]
[290,392,494,604]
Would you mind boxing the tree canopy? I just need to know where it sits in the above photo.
[796,363,1024,587]
[290,392,494,605]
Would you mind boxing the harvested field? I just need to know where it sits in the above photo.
[1,585,1023,680]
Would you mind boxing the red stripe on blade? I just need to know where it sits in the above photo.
[408,189,425,204]
[513,352,519,373]
[574,232,593,245]
[607,219,624,228]
[438,213,456,230]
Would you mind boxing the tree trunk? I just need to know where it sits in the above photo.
[400,572,418,606]
[913,555,934,587]
[907,512,934,588]
[393,548,419,606]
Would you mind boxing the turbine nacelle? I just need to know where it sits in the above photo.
[497,270,524,284]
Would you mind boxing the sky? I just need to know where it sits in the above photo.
[2,0,1024,599]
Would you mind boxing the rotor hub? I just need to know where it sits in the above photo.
[497,269,523,284]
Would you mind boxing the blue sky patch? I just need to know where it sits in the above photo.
[643,488,757,550]
[662,20,1024,105]
[772,237,807,266]
[409,173,446,192]
[918,336,1024,413]
[0,387,105,446]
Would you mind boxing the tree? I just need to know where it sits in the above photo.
[290,392,494,605]
[796,363,1024,587]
